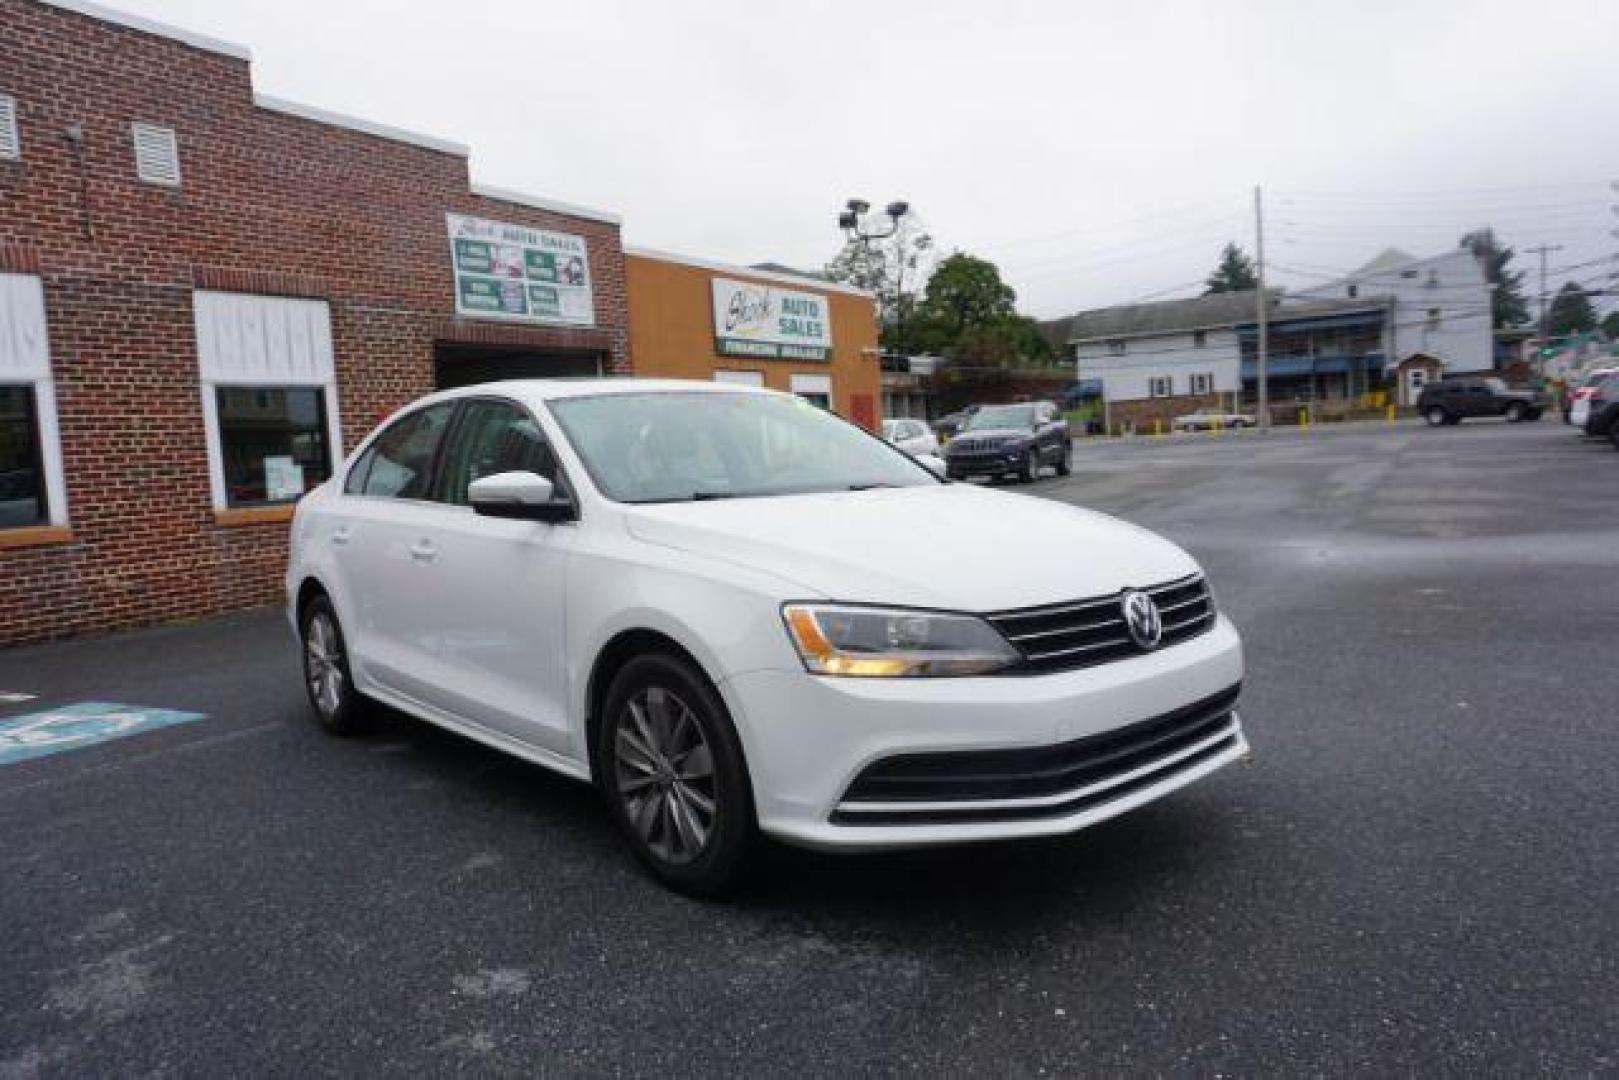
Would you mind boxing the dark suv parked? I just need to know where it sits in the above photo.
[1581,373,1619,450]
[1417,377,1544,426]
[944,401,1070,483]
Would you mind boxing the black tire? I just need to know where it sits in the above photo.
[1056,442,1072,476]
[1017,450,1038,484]
[1425,406,1449,427]
[596,652,755,897]
[299,595,368,735]
[1610,425,1619,451]
[1446,414,1463,426]
[1505,402,1526,423]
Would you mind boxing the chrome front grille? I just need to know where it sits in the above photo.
[986,574,1215,674]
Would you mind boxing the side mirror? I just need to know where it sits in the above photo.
[917,454,948,480]
[468,471,575,523]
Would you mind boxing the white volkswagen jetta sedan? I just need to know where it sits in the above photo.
[287,380,1248,894]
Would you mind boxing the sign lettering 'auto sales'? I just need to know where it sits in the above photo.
[711,278,832,361]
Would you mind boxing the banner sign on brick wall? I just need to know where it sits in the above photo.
[711,278,832,361]
[447,213,595,326]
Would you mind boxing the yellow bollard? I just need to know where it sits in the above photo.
[1154,418,1164,439]
[1299,407,1309,433]
[1386,403,1396,425]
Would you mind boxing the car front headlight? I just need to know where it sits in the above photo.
[781,604,1018,677]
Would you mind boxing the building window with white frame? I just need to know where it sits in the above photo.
[194,291,342,511]
[0,385,48,527]
[0,273,69,532]
[213,387,332,506]
[1148,375,1173,398]
[1189,372,1214,396]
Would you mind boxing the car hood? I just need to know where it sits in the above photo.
[622,484,1199,611]
[947,427,1034,447]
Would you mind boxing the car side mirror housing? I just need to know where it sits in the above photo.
[917,454,948,480]
[468,471,576,523]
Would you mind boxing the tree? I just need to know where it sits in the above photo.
[916,253,1016,337]
[1459,228,1530,328]
[907,253,1053,368]
[823,215,934,352]
[1546,281,1598,337]
[1602,311,1619,340]
[1203,243,1258,295]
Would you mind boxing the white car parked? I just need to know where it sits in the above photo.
[287,380,1249,894]
[1173,410,1256,432]
[881,416,941,458]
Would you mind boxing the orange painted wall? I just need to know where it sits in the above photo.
[626,253,883,428]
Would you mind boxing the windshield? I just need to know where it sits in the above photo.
[548,391,938,504]
[965,404,1037,431]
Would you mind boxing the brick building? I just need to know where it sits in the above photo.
[0,0,634,644]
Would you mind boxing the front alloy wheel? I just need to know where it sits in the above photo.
[614,687,717,866]
[1425,406,1449,427]
[1505,402,1526,423]
[599,653,754,895]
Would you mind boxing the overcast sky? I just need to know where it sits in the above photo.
[107,0,1619,319]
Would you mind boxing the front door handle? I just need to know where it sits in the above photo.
[331,526,353,547]
[408,540,438,564]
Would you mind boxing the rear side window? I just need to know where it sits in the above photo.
[349,403,454,499]
[435,398,560,506]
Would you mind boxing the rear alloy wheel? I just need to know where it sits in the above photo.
[1425,407,1449,427]
[599,653,754,896]
[300,596,367,734]
[1505,402,1526,423]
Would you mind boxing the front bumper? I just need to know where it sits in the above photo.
[721,614,1247,850]
[945,448,1025,477]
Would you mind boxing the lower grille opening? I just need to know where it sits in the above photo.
[832,683,1241,826]
[830,732,1240,826]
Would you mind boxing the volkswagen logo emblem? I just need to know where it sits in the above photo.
[1120,589,1163,650]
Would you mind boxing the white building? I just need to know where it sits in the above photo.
[1294,247,1494,404]
[1044,245,1497,417]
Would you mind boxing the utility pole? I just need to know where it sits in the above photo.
[1254,185,1269,430]
[1526,242,1564,350]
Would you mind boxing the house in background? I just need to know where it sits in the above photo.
[1292,247,1493,406]
[1041,245,1497,424]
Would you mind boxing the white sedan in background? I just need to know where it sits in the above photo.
[287,380,1247,895]
[881,416,940,457]
[1173,410,1256,432]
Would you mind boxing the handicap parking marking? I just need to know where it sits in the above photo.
[0,702,206,767]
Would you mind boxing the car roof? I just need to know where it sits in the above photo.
[405,377,778,411]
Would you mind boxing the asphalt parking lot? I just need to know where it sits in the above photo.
[2,419,1616,1076]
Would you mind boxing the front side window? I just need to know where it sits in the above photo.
[352,402,455,500]
[215,387,331,507]
[0,385,46,528]
[548,391,936,504]
[436,399,560,506]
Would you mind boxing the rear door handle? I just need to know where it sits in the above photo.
[408,540,438,564]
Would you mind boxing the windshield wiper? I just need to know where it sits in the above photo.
[689,491,741,501]
[847,483,898,491]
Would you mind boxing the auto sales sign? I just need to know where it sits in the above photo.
[711,278,832,361]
